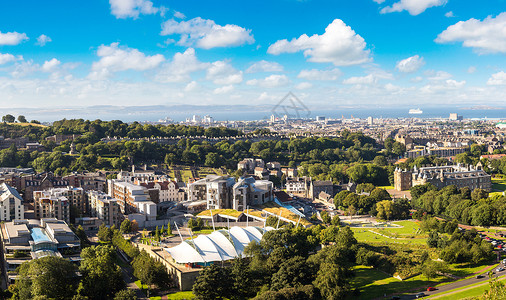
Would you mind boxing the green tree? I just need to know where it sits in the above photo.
[17,115,27,123]
[120,219,132,233]
[14,256,78,300]
[193,264,232,300]
[320,210,331,224]
[114,289,138,300]
[2,114,15,123]
[77,245,125,300]
[98,223,113,242]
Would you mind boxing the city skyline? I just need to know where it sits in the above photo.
[1,0,506,111]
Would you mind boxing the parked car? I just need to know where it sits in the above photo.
[496,267,504,272]
[476,274,484,279]
[416,292,425,298]
[427,287,437,291]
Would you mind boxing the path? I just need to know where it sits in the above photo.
[116,249,147,300]
[428,277,506,299]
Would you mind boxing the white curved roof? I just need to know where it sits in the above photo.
[165,226,275,264]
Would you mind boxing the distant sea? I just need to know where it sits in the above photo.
[4,105,506,122]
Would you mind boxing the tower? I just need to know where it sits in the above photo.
[394,168,412,191]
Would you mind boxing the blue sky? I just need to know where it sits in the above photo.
[1,0,506,111]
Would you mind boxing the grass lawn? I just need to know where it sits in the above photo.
[197,209,243,218]
[352,266,447,300]
[377,185,395,190]
[492,177,506,193]
[180,170,193,182]
[192,229,214,235]
[351,221,427,245]
[165,291,195,299]
[135,280,149,289]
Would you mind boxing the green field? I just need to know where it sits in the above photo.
[165,291,195,299]
[492,178,506,196]
[353,266,448,300]
[351,220,427,245]
[432,281,491,300]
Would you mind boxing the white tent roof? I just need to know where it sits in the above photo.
[165,226,275,264]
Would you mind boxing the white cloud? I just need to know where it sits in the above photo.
[89,43,165,80]
[396,55,425,73]
[436,13,506,54]
[487,71,506,85]
[161,17,254,49]
[296,82,313,90]
[467,66,476,74]
[109,0,159,19]
[411,76,424,82]
[297,68,342,80]
[36,34,52,46]
[247,74,290,88]
[381,0,447,16]
[174,11,186,19]
[184,81,198,92]
[426,70,452,81]
[41,58,61,72]
[156,48,209,83]
[343,74,376,85]
[206,61,243,85]
[373,0,386,3]
[445,11,454,18]
[267,19,370,66]
[421,79,466,93]
[0,31,28,46]
[246,60,284,73]
[213,85,234,94]
[0,53,20,65]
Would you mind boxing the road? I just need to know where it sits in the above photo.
[399,262,503,299]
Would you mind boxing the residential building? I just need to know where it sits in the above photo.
[286,177,309,194]
[139,180,186,202]
[33,190,71,224]
[0,183,24,221]
[108,180,151,213]
[87,190,122,227]
[237,158,264,173]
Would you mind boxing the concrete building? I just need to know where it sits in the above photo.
[286,177,309,194]
[87,190,122,227]
[449,113,463,121]
[33,190,71,224]
[0,183,24,221]
[139,181,186,203]
[394,164,492,191]
[237,158,264,173]
[0,218,80,285]
[232,177,273,211]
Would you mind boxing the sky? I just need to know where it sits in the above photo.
[1,0,506,113]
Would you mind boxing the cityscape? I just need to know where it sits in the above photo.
[1,1,506,300]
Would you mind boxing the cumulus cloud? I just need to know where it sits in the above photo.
[436,13,506,54]
[0,31,28,46]
[89,43,165,80]
[36,34,52,46]
[381,0,447,15]
[295,82,313,90]
[206,61,243,85]
[445,11,454,18]
[267,19,370,66]
[0,53,20,65]
[343,69,393,85]
[373,0,386,3]
[161,17,254,49]
[421,79,466,93]
[173,11,186,19]
[396,55,425,73]
[109,0,160,19]
[297,68,342,81]
[184,81,198,92]
[213,85,234,94]
[247,74,290,88]
[41,58,61,72]
[487,71,506,85]
[246,60,284,73]
[427,70,452,81]
[156,48,208,83]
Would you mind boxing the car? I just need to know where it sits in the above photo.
[496,267,504,272]
[502,259,506,264]
[390,297,401,300]
[476,275,484,279]
[427,287,436,291]
[416,292,425,298]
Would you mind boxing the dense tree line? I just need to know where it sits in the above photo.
[8,246,135,300]
[420,217,494,264]
[192,225,360,300]
[411,183,506,226]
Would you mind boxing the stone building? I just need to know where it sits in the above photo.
[394,164,492,192]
